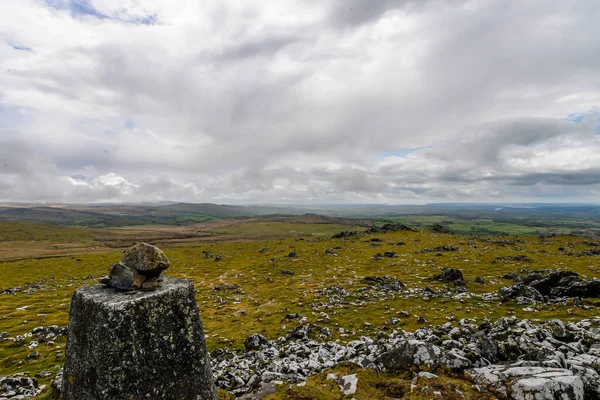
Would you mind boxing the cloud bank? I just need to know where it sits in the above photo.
[1,0,599,203]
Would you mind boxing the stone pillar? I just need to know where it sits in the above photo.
[61,276,216,400]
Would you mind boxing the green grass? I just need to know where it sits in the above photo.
[379,214,600,236]
[0,221,94,242]
[266,362,498,399]
[211,222,368,237]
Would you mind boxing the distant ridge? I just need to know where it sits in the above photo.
[0,203,304,227]
[1,202,600,227]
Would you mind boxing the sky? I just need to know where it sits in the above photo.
[1,0,600,204]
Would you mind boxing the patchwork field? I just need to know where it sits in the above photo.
[1,217,600,398]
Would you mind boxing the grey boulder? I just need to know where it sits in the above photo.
[376,339,471,371]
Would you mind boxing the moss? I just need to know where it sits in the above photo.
[265,367,500,400]
[217,389,236,399]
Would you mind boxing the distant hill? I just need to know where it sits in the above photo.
[1,201,600,228]
[0,206,132,227]
[0,203,304,227]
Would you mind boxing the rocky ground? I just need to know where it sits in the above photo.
[205,315,600,399]
[5,313,598,399]
[190,268,600,398]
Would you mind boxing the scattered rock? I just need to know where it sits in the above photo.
[32,325,64,342]
[0,374,41,398]
[362,276,404,292]
[427,224,452,234]
[214,284,242,292]
[432,268,464,283]
[366,223,416,233]
[494,255,534,263]
[419,245,459,253]
[331,231,360,239]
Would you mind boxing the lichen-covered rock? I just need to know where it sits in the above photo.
[376,339,471,371]
[62,276,215,400]
[468,365,584,399]
[471,331,499,363]
[120,242,170,277]
[499,283,544,303]
[0,374,41,398]
[244,334,269,351]
[339,374,358,395]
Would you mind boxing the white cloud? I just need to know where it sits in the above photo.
[0,0,599,203]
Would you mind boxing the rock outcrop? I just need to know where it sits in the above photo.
[498,270,600,302]
[62,276,215,400]
[376,339,472,371]
[210,316,600,399]
[366,223,416,233]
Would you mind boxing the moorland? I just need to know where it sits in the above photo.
[1,203,600,399]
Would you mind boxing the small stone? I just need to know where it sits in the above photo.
[102,263,143,291]
[418,372,439,380]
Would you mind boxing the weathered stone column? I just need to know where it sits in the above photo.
[61,276,216,400]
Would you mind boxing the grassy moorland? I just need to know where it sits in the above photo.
[1,217,600,398]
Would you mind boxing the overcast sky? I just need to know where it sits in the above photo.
[1,0,599,204]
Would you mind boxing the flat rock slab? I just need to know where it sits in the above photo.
[468,365,584,400]
[62,276,215,400]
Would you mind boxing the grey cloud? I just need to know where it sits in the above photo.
[331,168,388,193]
[1,1,600,203]
[507,170,600,187]
[218,35,302,61]
[327,0,429,27]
